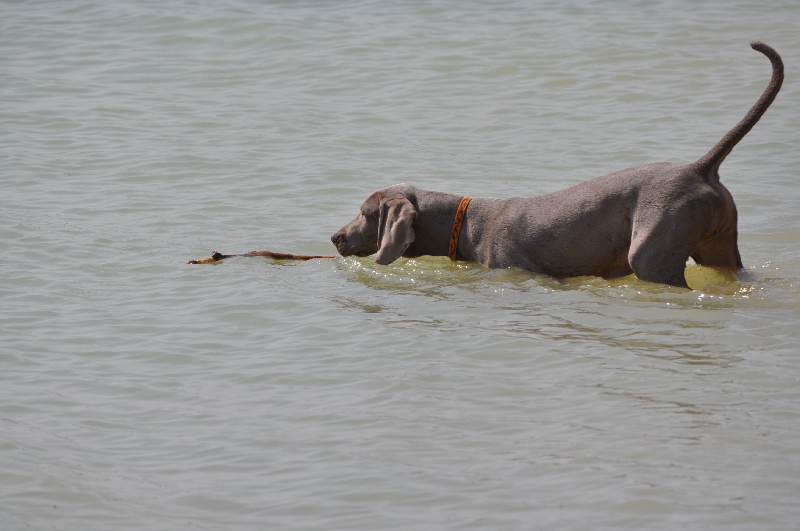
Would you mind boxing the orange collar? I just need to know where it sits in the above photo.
[448,196,472,261]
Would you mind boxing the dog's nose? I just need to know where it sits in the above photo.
[331,232,342,245]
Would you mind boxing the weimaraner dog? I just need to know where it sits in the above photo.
[331,42,783,288]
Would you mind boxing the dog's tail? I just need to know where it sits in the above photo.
[694,42,783,178]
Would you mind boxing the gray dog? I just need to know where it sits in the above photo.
[331,42,783,288]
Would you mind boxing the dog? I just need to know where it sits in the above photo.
[331,42,783,288]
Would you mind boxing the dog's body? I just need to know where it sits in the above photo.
[331,43,783,288]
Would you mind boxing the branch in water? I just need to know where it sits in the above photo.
[188,250,335,264]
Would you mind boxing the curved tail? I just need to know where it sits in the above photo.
[694,42,783,177]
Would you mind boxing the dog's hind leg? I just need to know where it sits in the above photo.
[691,232,743,270]
[627,216,701,288]
[628,244,691,288]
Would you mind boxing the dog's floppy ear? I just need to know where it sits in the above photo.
[375,195,417,265]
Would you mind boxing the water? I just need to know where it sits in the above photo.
[2,0,800,528]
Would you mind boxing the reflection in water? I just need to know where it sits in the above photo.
[333,256,779,372]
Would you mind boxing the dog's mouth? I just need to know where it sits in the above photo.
[331,232,377,258]
[339,248,375,258]
[333,244,375,258]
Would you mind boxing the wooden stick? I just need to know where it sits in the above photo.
[188,250,336,264]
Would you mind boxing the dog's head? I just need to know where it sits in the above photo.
[331,186,417,265]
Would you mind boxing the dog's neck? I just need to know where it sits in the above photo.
[403,190,465,259]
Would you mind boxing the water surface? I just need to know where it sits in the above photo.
[2,1,800,528]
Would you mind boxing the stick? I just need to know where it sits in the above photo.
[188,250,336,264]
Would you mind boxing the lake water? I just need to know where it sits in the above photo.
[2,0,800,529]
